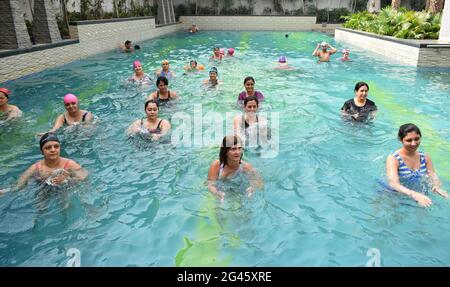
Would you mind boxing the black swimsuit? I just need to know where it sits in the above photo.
[140,118,163,134]
[63,112,89,125]
[156,91,171,105]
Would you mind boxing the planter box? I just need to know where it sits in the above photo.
[335,27,450,67]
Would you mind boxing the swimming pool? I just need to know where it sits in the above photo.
[1,31,449,266]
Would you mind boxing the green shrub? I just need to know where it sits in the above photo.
[342,6,441,39]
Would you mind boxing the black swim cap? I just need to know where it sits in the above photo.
[40,132,60,151]
[134,44,141,50]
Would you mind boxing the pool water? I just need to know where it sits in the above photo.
[1,31,449,266]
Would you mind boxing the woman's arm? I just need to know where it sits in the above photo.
[127,120,140,136]
[159,120,171,136]
[207,160,225,202]
[386,155,432,207]
[313,44,320,56]
[67,160,88,181]
[243,162,264,197]
[425,155,449,198]
[49,114,65,133]
[0,164,36,195]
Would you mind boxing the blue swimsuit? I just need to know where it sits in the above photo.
[392,151,427,184]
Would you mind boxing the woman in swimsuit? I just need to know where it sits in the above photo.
[44,94,93,134]
[128,60,152,85]
[147,76,179,104]
[203,67,221,87]
[0,133,88,195]
[233,96,268,149]
[0,87,22,122]
[155,59,175,80]
[207,135,263,202]
[237,76,264,108]
[127,99,171,141]
[386,123,448,207]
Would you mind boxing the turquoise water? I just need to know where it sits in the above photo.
[1,31,450,266]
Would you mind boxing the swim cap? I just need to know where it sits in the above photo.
[320,42,328,47]
[0,87,11,98]
[209,67,218,75]
[63,93,78,104]
[133,60,142,68]
[278,56,287,63]
[39,132,60,151]
[219,48,225,55]
[227,48,234,55]
[342,49,350,53]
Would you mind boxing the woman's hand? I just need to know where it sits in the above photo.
[432,187,449,198]
[410,191,432,207]
[151,134,162,141]
[246,187,255,198]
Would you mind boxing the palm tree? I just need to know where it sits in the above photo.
[391,0,401,10]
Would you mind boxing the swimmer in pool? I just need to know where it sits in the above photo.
[147,76,179,104]
[203,67,221,86]
[39,93,93,135]
[341,82,377,122]
[128,60,153,84]
[127,99,171,141]
[313,42,337,63]
[237,76,264,107]
[385,123,448,207]
[0,132,88,195]
[207,135,263,202]
[0,87,22,122]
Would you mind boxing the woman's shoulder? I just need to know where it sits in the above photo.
[241,161,254,171]
[366,98,376,105]
[210,159,221,168]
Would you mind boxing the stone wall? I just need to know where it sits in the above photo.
[179,16,317,30]
[335,27,450,67]
[0,17,184,83]
[0,0,32,49]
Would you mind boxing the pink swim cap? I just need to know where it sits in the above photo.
[219,48,225,55]
[228,48,234,55]
[63,93,78,104]
[133,60,142,68]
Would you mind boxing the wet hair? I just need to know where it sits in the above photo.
[219,135,243,166]
[156,76,169,86]
[285,34,289,38]
[144,99,159,110]
[354,82,369,92]
[244,95,259,107]
[190,60,197,65]
[125,40,131,45]
[398,123,421,141]
[213,47,220,51]
[39,132,60,152]
[243,76,255,85]
[134,44,141,50]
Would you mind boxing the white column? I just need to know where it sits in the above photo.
[162,0,167,24]
[439,0,450,42]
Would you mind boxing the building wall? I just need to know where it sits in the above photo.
[0,17,183,83]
